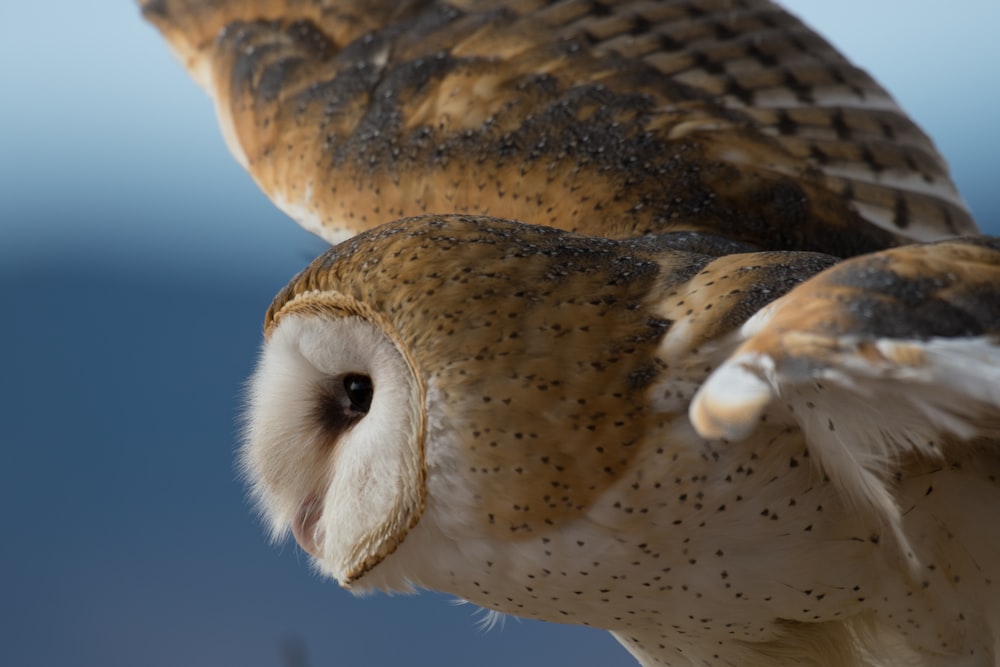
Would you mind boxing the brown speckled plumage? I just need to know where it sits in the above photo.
[142,2,1000,666]
[142,0,974,252]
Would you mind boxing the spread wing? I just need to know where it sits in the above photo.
[141,0,976,254]
[691,236,1000,560]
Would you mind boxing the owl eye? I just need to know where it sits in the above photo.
[343,374,373,414]
[316,373,374,433]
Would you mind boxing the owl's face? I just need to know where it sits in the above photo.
[244,298,427,584]
[241,215,698,589]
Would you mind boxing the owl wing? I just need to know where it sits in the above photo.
[141,0,975,253]
[690,236,1000,559]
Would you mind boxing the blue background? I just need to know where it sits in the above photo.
[2,2,997,666]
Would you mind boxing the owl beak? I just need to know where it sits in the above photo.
[291,495,323,557]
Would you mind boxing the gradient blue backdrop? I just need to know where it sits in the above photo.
[2,3,998,666]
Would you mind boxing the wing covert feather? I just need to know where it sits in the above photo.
[141,0,976,252]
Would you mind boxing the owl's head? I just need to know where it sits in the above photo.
[242,215,708,589]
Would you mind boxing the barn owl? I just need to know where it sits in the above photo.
[141,1,1000,665]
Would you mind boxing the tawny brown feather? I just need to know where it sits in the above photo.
[141,0,975,254]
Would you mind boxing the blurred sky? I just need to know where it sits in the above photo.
[1,2,998,667]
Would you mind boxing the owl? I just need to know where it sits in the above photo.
[141,1,1000,665]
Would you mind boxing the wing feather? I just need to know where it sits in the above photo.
[141,0,976,251]
[691,237,1000,562]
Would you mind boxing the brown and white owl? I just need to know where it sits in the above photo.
[141,1,1000,665]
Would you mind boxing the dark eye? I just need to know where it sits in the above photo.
[343,374,373,414]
